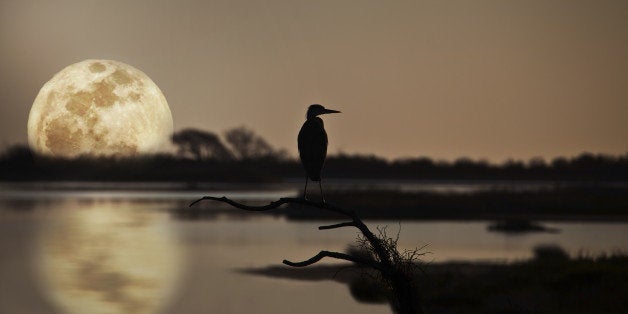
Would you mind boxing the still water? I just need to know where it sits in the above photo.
[1,191,627,314]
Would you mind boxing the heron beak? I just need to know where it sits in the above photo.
[323,108,341,114]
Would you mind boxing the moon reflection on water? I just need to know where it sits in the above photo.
[35,203,182,314]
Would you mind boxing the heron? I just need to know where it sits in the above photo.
[298,104,340,202]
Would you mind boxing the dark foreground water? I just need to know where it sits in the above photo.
[1,189,627,314]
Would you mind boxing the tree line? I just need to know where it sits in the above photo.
[1,126,627,181]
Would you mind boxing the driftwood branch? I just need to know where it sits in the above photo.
[318,221,356,230]
[189,196,295,211]
[283,250,387,273]
[191,196,392,267]
[189,195,422,314]
[190,196,354,216]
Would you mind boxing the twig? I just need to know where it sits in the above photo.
[318,221,356,230]
[190,196,354,216]
[189,196,294,211]
[283,250,388,273]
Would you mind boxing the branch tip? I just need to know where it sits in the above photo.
[318,221,356,230]
[187,195,354,216]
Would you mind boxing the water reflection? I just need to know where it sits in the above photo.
[1,194,627,314]
[36,202,182,314]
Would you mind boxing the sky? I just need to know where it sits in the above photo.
[1,0,627,161]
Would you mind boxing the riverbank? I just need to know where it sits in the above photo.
[242,246,628,314]
[271,186,628,222]
[2,181,627,222]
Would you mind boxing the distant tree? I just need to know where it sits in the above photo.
[504,158,525,170]
[528,156,547,169]
[224,126,286,160]
[172,128,233,161]
[453,157,475,168]
[551,157,569,169]
[572,152,598,168]
[394,157,434,168]
[0,144,33,161]
[0,144,41,180]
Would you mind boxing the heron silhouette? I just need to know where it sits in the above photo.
[298,104,340,202]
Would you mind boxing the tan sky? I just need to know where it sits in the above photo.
[1,0,627,161]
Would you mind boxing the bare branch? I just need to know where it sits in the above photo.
[283,250,387,273]
[189,196,294,211]
[332,265,357,280]
[189,196,354,217]
[189,194,424,313]
[190,196,395,274]
[318,221,356,230]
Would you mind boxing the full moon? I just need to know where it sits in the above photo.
[27,59,173,158]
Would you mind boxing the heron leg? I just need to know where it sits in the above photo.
[319,179,325,203]
[303,177,309,200]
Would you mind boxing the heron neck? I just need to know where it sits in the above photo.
[306,116,324,125]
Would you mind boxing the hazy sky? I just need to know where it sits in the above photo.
[1,0,627,161]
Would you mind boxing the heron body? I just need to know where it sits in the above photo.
[298,117,327,181]
[298,104,340,201]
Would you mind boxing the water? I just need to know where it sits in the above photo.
[1,189,627,314]
[4,178,623,196]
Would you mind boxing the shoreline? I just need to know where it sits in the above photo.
[239,248,628,313]
[1,181,627,223]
